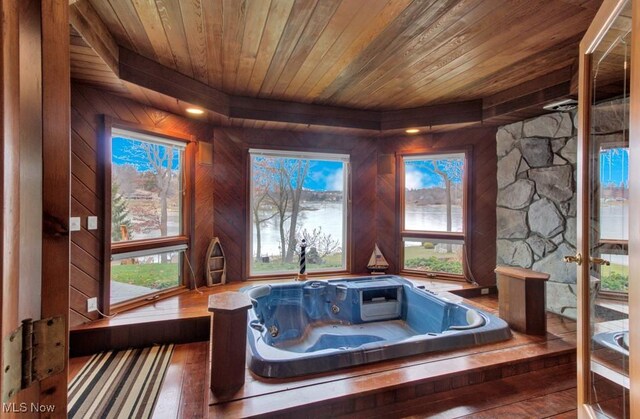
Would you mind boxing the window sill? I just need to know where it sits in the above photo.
[399,269,468,283]
[109,285,188,315]
[247,270,351,281]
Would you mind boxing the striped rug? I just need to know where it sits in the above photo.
[68,344,175,419]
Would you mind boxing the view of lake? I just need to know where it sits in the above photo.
[251,202,463,257]
[253,201,345,257]
[251,200,628,258]
[405,204,462,232]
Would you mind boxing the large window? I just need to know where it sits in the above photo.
[401,152,467,279]
[249,149,349,276]
[109,127,189,306]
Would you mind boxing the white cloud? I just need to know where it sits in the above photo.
[324,169,344,191]
[404,167,424,190]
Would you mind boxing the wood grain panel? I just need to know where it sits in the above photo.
[377,126,498,285]
[38,0,72,408]
[70,83,214,327]
[66,0,602,136]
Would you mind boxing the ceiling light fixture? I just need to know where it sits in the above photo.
[186,107,205,115]
[405,128,420,134]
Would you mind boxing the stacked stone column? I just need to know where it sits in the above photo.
[496,112,578,317]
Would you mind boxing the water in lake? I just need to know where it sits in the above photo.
[253,202,345,257]
[252,200,629,258]
[252,202,461,257]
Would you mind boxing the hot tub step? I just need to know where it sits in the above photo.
[209,334,576,418]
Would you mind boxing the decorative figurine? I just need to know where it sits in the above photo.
[297,239,308,281]
[368,243,389,275]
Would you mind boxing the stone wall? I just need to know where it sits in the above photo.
[496,112,578,317]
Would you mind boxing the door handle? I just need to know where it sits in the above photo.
[590,257,611,266]
[563,253,583,266]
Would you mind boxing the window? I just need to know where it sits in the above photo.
[401,152,467,278]
[108,127,190,306]
[598,145,629,293]
[249,149,349,276]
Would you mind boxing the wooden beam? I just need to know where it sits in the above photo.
[482,81,572,121]
[483,67,574,110]
[229,96,381,130]
[69,0,119,76]
[119,47,230,116]
[380,100,483,130]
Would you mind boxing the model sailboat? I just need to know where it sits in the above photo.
[367,244,389,275]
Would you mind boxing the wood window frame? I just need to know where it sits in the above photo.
[101,117,196,314]
[244,144,352,280]
[397,147,472,282]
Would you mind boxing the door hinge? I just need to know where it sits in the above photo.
[2,316,65,403]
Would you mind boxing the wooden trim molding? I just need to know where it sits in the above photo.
[111,236,189,254]
[628,0,639,413]
[110,285,188,314]
[380,100,482,130]
[119,47,229,115]
[230,96,381,130]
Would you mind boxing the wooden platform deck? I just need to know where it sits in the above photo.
[67,280,594,418]
[206,295,578,418]
[69,276,481,356]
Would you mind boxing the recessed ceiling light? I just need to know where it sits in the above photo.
[405,128,420,134]
[186,107,205,115]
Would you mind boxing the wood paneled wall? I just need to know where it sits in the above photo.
[377,127,498,286]
[70,84,213,326]
[71,83,498,326]
[213,128,378,281]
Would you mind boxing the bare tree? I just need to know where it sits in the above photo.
[431,158,463,251]
[282,160,310,263]
[140,144,176,239]
[251,159,277,261]
[256,156,311,263]
[122,140,180,262]
[261,158,291,262]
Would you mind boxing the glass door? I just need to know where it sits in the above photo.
[575,0,637,416]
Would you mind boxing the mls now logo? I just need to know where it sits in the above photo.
[2,402,56,413]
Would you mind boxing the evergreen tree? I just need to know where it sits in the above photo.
[112,182,133,241]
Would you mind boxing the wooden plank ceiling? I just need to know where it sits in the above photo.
[69,0,603,134]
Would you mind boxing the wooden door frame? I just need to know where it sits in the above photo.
[1,0,70,412]
[40,0,70,410]
[577,0,637,416]
[629,0,640,413]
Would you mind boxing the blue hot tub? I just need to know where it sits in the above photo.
[242,275,512,378]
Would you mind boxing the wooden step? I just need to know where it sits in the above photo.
[208,306,577,418]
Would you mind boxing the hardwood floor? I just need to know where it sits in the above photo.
[206,295,577,418]
[68,290,613,418]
